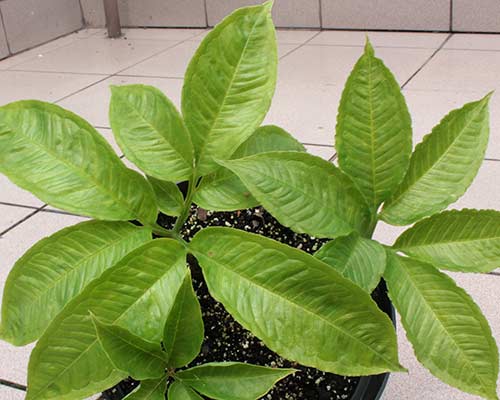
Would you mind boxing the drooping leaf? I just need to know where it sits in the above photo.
[217,152,371,238]
[92,316,166,380]
[381,95,491,225]
[194,125,305,211]
[125,379,168,400]
[0,220,152,346]
[314,232,386,292]
[110,85,194,182]
[176,362,295,400]
[182,2,278,175]
[0,100,158,223]
[394,209,500,273]
[148,177,184,216]
[336,40,412,210]
[384,253,499,400]
[26,239,187,400]
[163,271,204,368]
[168,381,203,400]
[189,228,403,376]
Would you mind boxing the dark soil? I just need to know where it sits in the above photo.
[101,206,377,400]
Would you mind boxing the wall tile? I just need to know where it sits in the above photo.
[321,0,450,31]
[0,0,83,54]
[206,0,320,28]
[0,13,9,59]
[453,0,500,32]
[80,0,106,27]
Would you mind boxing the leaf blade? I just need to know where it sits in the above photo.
[182,2,278,175]
[26,239,187,400]
[336,40,412,209]
[176,362,295,400]
[110,85,194,182]
[314,232,386,292]
[0,220,152,346]
[168,381,203,400]
[125,379,168,400]
[381,95,491,225]
[0,100,158,223]
[217,151,371,238]
[384,253,499,399]
[163,271,204,368]
[148,177,184,217]
[189,227,403,376]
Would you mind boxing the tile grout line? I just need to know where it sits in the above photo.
[0,205,47,238]
[0,378,26,392]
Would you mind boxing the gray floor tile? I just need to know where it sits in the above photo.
[304,145,335,160]
[0,175,42,207]
[0,205,36,234]
[445,34,500,51]
[0,385,25,400]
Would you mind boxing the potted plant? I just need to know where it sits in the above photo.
[0,1,498,399]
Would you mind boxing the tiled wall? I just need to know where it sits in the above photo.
[80,0,500,32]
[0,0,83,59]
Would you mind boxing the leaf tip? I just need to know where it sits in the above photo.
[263,0,274,12]
[364,37,375,56]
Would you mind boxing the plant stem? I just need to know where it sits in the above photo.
[173,173,197,233]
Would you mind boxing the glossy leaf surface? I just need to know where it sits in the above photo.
[163,272,204,368]
[168,381,203,400]
[385,253,499,399]
[314,232,386,292]
[381,95,491,225]
[110,85,193,182]
[218,152,371,238]
[176,362,295,400]
[194,125,305,211]
[182,2,277,175]
[190,228,403,376]
[0,100,158,223]
[395,209,500,273]
[125,379,167,400]
[27,239,187,400]
[92,317,166,380]
[148,177,184,216]
[337,41,412,210]
[0,220,152,346]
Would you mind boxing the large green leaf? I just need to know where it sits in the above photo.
[110,85,194,182]
[0,220,152,346]
[163,271,204,368]
[168,381,203,400]
[148,177,184,216]
[381,95,491,225]
[395,209,500,273]
[336,41,412,210]
[194,125,305,211]
[26,239,187,400]
[182,2,277,175]
[125,379,168,400]
[384,253,499,400]
[176,362,295,400]
[189,228,403,376]
[92,317,166,380]
[314,232,386,292]
[217,152,371,238]
[0,100,158,223]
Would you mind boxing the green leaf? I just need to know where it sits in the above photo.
[182,2,278,175]
[92,316,166,380]
[0,220,152,346]
[314,232,386,292]
[26,239,188,400]
[217,152,371,238]
[176,362,295,400]
[163,271,204,368]
[394,209,500,273]
[336,40,412,210]
[0,100,158,223]
[168,381,203,400]
[384,253,499,400]
[189,227,403,376]
[125,379,168,400]
[381,95,491,225]
[148,176,184,216]
[194,125,305,211]
[110,85,194,182]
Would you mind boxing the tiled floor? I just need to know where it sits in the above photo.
[0,27,498,400]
